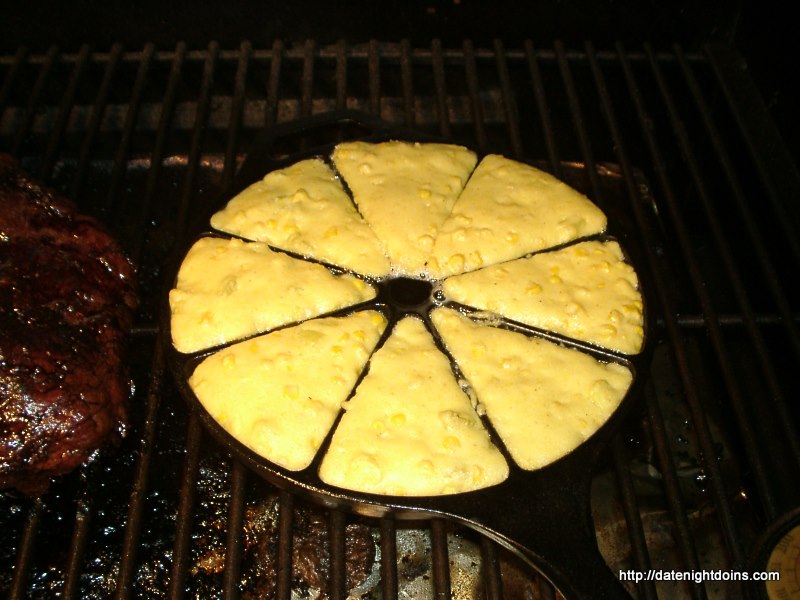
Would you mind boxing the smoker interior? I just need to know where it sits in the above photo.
[1,40,800,599]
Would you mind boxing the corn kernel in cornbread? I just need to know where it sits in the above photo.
[190,311,387,470]
[319,317,508,495]
[429,155,607,278]
[169,237,376,353]
[210,158,391,277]
[431,308,633,469]
[332,141,477,276]
[442,240,643,355]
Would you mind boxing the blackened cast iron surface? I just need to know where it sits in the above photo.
[164,110,657,599]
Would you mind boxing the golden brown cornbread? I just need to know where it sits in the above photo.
[431,308,633,469]
[319,317,509,495]
[210,158,391,277]
[170,142,644,497]
[441,240,644,355]
[332,140,477,276]
[169,237,376,353]
[189,311,387,471]
[429,154,607,278]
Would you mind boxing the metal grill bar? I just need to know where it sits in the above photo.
[612,437,657,600]
[276,491,295,600]
[0,46,28,117]
[335,40,347,111]
[379,518,399,600]
[38,44,90,179]
[220,40,250,196]
[105,43,155,220]
[555,42,604,203]
[463,40,488,153]
[1,40,798,600]
[674,48,800,362]
[168,414,202,599]
[524,41,561,177]
[116,342,167,599]
[328,510,347,600]
[561,44,705,600]
[10,45,58,157]
[61,496,92,599]
[480,537,504,600]
[301,39,315,119]
[368,39,381,117]
[175,41,218,229]
[615,42,747,565]
[264,39,283,128]
[162,67,219,573]
[646,43,800,472]
[430,519,452,597]
[431,39,451,138]
[493,39,522,158]
[130,42,186,264]
[222,461,247,599]
[645,384,707,600]
[8,499,42,600]
[704,47,800,266]
[400,39,416,128]
[584,43,721,597]
[69,42,123,204]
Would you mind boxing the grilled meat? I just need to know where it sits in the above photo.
[0,155,137,495]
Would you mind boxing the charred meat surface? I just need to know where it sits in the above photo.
[0,155,137,495]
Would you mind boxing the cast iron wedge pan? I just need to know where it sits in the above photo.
[163,110,657,599]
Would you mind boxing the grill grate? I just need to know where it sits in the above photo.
[1,40,799,599]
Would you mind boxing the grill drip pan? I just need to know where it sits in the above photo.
[163,110,658,599]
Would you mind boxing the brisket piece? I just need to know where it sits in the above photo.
[0,154,137,495]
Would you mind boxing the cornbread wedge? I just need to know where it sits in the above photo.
[429,155,607,278]
[332,141,477,276]
[431,308,633,469]
[441,240,644,355]
[319,317,508,495]
[190,311,387,470]
[210,158,391,277]
[169,237,376,353]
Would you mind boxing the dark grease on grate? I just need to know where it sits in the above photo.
[1,40,799,600]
